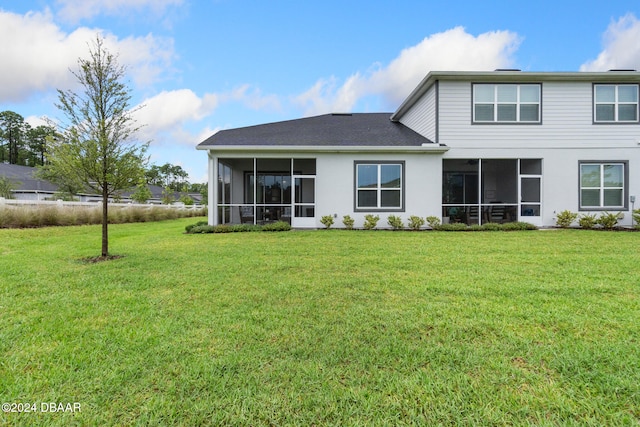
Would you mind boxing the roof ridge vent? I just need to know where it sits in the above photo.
[331,113,353,116]
[494,68,521,72]
[608,69,637,72]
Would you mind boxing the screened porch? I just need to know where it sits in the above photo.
[442,158,542,225]
[216,158,316,226]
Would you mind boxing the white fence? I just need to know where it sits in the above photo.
[0,197,204,210]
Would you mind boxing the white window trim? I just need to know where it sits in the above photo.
[473,84,541,123]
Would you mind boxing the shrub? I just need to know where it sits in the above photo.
[597,212,619,230]
[0,176,18,199]
[185,220,208,233]
[387,215,404,230]
[480,222,502,231]
[578,213,598,229]
[408,215,425,230]
[229,224,261,232]
[634,209,640,229]
[438,223,469,231]
[320,215,334,229]
[185,221,289,234]
[189,225,217,234]
[555,210,578,228]
[342,215,355,230]
[426,216,441,229]
[363,214,380,230]
[180,195,195,206]
[502,221,538,231]
[262,221,292,232]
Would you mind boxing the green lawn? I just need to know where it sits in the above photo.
[1,219,639,426]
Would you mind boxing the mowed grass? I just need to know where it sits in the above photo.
[1,219,639,426]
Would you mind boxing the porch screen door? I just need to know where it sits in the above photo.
[520,176,542,226]
[292,176,316,228]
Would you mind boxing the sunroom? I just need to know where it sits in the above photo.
[215,157,316,227]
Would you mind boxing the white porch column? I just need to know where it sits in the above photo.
[208,151,218,225]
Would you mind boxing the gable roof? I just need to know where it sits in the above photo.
[0,163,58,193]
[197,113,436,150]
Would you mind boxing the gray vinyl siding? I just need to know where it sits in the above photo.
[438,81,640,146]
[399,84,437,141]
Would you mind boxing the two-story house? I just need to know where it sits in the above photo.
[197,70,640,228]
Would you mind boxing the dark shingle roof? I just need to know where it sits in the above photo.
[0,163,58,193]
[197,113,433,148]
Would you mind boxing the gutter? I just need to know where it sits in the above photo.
[196,144,449,154]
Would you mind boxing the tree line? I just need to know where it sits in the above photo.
[0,111,56,167]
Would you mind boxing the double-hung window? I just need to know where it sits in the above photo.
[579,162,627,209]
[355,162,403,210]
[473,84,541,123]
[594,84,639,122]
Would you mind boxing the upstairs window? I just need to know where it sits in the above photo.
[355,162,403,211]
[473,84,541,123]
[594,84,639,123]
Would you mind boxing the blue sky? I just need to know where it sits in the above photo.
[2,0,640,182]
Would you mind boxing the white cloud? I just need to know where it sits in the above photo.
[0,10,175,103]
[224,84,282,112]
[24,115,50,128]
[55,0,184,24]
[133,84,281,147]
[293,26,521,116]
[580,14,640,72]
[132,89,219,144]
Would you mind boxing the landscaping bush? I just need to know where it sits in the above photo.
[502,221,538,231]
[387,215,404,230]
[480,222,502,231]
[320,215,334,229]
[578,213,598,229]
[634,209,640,229]
[555,210,577,228]
[408,215,425,230]
[342,215,355,230]
[262,221,292,232]
[185,220,290,234]
[188,224,218,234]
[426,215,441,229]
[597,211,620,230]
[438,222,469,231]
[434,221,537,232]
[185,220,208,233]
[363,214,380,230]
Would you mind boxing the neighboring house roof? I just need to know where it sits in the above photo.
[1,164,201,203]
[391,70,640,121]
[0,163,58,193]
[197,113,440,151]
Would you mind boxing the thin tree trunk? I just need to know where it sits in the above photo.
[102,186,108,257]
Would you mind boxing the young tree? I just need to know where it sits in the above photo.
[130,178,152,204]
[44,36,148,258]
[0,176,19,199]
